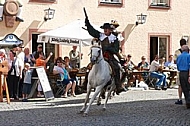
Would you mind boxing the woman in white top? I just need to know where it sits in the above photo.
[53,57,76,98]
[7,50,22,100]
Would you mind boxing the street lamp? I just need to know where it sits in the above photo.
[44,8,55,21]
[136,13,147,25]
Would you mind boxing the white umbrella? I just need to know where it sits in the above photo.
[37,19,102,67]
[37,19,102,46]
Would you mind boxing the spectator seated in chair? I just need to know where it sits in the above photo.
[149,55,167,90]
[53,57,76,98]
[138,56,149,80]
[64,56,83,95]
[124,54,137,71]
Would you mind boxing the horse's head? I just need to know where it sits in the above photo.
[89,46,102,64]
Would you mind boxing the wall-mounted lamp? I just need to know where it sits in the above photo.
[136,13,147,25]
[44,8,55,21]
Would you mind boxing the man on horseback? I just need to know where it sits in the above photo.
[85,18,123,95]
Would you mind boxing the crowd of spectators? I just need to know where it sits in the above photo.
[0,44,85,102]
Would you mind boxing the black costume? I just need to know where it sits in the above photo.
[85,19,122,93]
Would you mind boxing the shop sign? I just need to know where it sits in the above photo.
[0,34,23,47]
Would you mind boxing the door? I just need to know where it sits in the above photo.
[150,36,168,63]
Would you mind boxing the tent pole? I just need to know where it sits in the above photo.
[79,41,82,68]
[43,42,45,55]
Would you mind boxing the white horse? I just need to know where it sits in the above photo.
[80,45,115,116]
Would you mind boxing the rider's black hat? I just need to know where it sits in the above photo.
[100,23,114,29]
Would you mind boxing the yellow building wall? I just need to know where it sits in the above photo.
[0,0,190,67]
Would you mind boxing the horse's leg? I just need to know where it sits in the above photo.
[83,86,103,116]
[109,79,115,99]
[80,85,92,113]
[97,89,104,105]
[103,86,114,111]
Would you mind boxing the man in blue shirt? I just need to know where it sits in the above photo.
[176,45,190,109]
[164,55,176,69]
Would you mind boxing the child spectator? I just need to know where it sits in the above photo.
[22,63,33,102]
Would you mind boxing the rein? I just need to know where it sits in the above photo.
[96,57,103,64]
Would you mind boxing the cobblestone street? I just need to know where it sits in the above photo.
[0,89,189,126]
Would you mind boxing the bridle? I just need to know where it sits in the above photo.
[90,46,103,64]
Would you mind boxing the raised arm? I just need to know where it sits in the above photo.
[85,18,100,39]
[44,52,53,63]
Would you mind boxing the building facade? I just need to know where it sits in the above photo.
[0,0,190,67]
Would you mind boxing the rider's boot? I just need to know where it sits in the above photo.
[100,89,106,99]
[116,83,124,95]
[115,75,124,95]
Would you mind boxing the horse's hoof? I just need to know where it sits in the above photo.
[97,102,101,106]
[83,113,88,117]
[103,108,106,111]
[112,92,115,96]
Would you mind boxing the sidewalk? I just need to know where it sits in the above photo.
[0,88,180,111]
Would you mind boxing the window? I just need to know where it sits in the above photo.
[150,0,170,8]
[99,0,122,5]
[29,0,56,3]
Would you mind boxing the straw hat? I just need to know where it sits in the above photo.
[110,20,119,29]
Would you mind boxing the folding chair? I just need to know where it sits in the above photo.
[48,73,66,97]
[55,79,66,97]
[147,74,157,88]
[141,72,149,84]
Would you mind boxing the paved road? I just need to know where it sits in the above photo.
[0,89,189,126]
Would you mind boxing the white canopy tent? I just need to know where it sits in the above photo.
[37,19,102,67]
